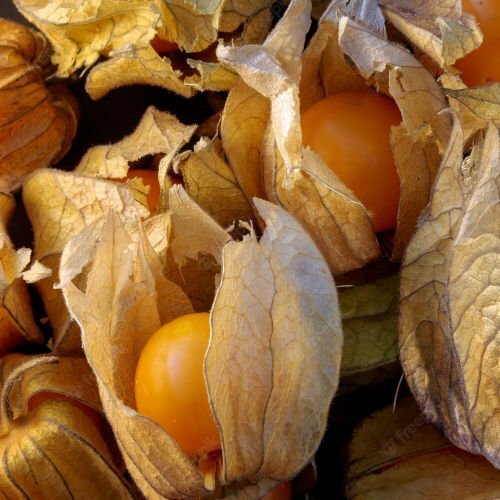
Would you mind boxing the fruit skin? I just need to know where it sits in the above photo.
[455,0,500,86]
[301,90,401,232]
[125,169,160,214]
[263,482,292,500]
[134,313,221,457]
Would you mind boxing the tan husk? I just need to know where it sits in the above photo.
[22,169,148,353]
[60,188,342,497]
[207,198,342,484]
[346,398,500,499]
[218,0,380,275]
[300,1,375,112]
[22,108,195,352]
[75,106,196,181]
[380,0,483,67]
[0,19,78,192]
[0,193,43,348]
[399,119,500,467]
[444,83,500,125]
[14,0,274,98]
[164,186,230,312]
[0,354,132,498]
[175,137,255,229]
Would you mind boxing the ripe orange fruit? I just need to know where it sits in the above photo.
[134,313,220,457]
[455,0,500,86]
[301,90,401,232]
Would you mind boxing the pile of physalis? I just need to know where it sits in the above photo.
[0,0,498,498]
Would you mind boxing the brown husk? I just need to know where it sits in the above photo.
[0,19,77,192]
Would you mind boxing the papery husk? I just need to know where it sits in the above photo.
[300,1,377,112]
[380,0,483,68]
[61,211,208,499]
[60,189,342,497]
[346,398,500,499]
[22,169,148,353]
[218,0,380,275]
[438,76,500,144]
[399,118,500,467]
[76,106,196,181]
[444,83,500,126]
[339,275,399,392]
[337,15,453,260]
[14,0,273,98]
[207,198,342,484]
[174,137,254,229]
[86,6,273,100]
[22,108,194,352]
[165,186,230,313]
[0,19,78,192]
[0,354,132,498]
[0,193,43,350]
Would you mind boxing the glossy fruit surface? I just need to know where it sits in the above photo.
[455,0,500,86]
[301,91,401,232]
[263,482,292,500]
[126,169,160,213]
[134,313,220,457]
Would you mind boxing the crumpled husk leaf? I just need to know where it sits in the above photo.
[339,275,399,392]
[15,0,273,98]
[60,195,342,497]
[157,0,274,53]
[61,212,208,499]
[218,0,380,275]
[76,106,196,181]
[22,168,148,353]
[346,398,500,499]
[439,77,500,142]
[165,186,230,312]
[22,108,194,352]
[14,0,158,77]
[0,193,43,349]
[338,16,453,259]
[0,354,132,498]
[174,137,255,229]
[444,83,500,125]
[399,118,500,467]
[220,80,270,206]
[380,0,483,67]
[85,43,197,100]
[300,0,378,111]
[85,5,273,101]
[0,19,78,192]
